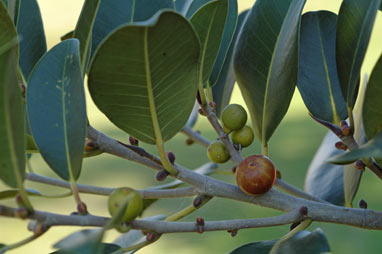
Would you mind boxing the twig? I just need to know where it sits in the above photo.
[181,126,211,147]
[310,114,382,179]
[26,173,197,198]
[200,104,243,163]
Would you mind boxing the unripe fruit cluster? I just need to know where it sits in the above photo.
[222,104,254,148]
[206,104,254,164]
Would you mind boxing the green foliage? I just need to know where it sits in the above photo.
[336,0,381,108]
[91,0,174,58]
[16,0,46,80]
[233,0,306,144]
[363,54,382,140]
[190,0,228,86]
[88,11,200,144]
[27,39,87,181]
[0,2,25,188]
[298,11,347,124]
[213,9,248,117]
[1,0,382,252]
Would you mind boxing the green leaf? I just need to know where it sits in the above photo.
[0,4,25,188]
[298,11,347,124]
[230,240,276,254]
[190,0,228,85]
[73,0,101,74]
[52,232,121,254]
[88,11,200,144]
[363,54,382,140]
[230,229,330,254]
[26,39,87,181]
[91,0,174,58]
[0,0,18,56]
[175,0,192,15]
[0,189,40,200]
[212,9,248,117]
[336,0,381,108]
[233,0,306,144]
[208,0,237,87]
[304,131,345,205]
[273,229,330,254]
[16,0,47,80]
[183,0,211,18]
[329,132,382,164]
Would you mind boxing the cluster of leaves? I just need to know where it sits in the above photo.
[0,0,382,253]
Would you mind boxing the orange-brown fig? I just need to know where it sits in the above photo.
[236,155,276,195]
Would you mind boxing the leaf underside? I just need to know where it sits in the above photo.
[88,11,200,144]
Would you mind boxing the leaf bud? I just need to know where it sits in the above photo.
[358,199,368,209]
[77,202,88,215]
[167,151,175,165]
[14,207,29,219]
[335,141,347,150]
[129,136,139,146]
[299,206,308,216]
[196,216,205,226]
[156,169,169,181]
[193,195,203,208]
[354,160,366,171]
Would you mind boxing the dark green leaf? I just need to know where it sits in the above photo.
[27,39,87,181]
[0,189,40,200]
[233,0,306,144]
[190,0,228,85]
[304,131,345,205]
[91,0,174,58]
[208,0,237,87]
[298,11,347,124]
[0,4,25,188]
[61,30,74,41]
[273,229,330,254]
[184,0,211,18]
[363,54,382,140]
[53,229,103,251]
[52,241,120,254]
[212,9,248,117]
[73,0,101,74]
[88,11,200,144]
[175,0,192,15]
[16,0,47,80]
[336,0,380,108]
[230,229,330,254]
[230,240,276,254]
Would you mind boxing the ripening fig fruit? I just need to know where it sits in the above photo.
[221,104,247,131]
[108,187,143,223]
[207,140,231,163]
[231,125,254,148]
[236,155,276,195]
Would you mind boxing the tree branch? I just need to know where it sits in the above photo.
[198,104,326,203]
[181,126,211,147]
[87,125,382,230]
[26,173,197,199]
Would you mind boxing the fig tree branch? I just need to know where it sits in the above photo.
[26,173,198,198]
[87,125,382,230]
[181,125,211,147]
[199,104,326,203]
[0,204,304,233]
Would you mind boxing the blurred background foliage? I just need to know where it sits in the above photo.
[1,0,382,253]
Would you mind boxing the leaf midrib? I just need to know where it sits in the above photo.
[61,44,74,180]
[315,14,340,124]
[198,2,219,85]
[345,0,378,103]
